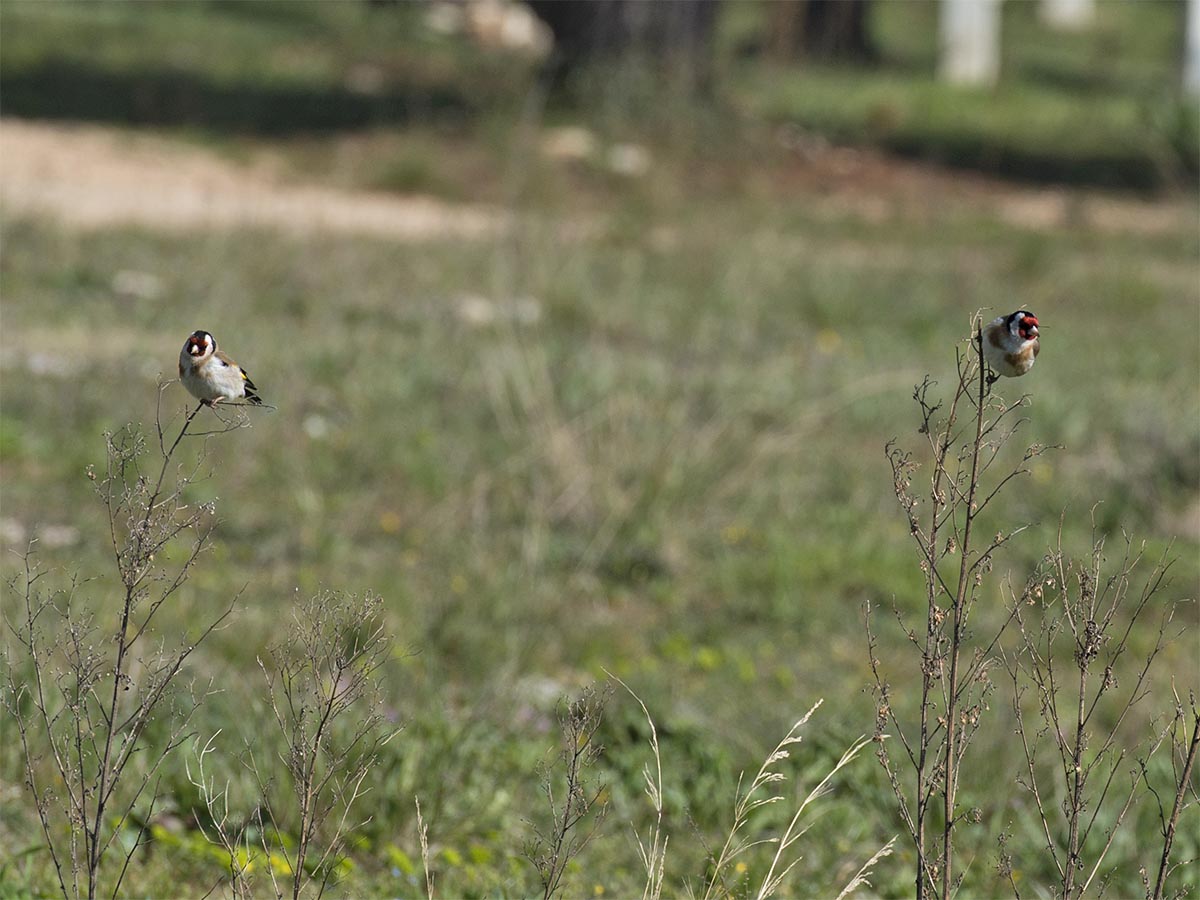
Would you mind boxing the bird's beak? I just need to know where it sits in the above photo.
[1027,324,1038,337]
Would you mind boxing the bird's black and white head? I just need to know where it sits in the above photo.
[184,330,216,359]
[1007,310,1039,342]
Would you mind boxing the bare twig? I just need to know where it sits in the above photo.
[186,732,254,900]
[1004,520,1184,900]
[256,589,397,900]
[2,392,249,899]
[1151,689,1199,899]
[524,684,611,900]
[868,313,1051,899]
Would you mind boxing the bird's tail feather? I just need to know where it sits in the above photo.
[242,374,264,405]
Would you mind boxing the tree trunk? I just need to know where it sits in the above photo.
[526,0,720,86]
[1040,0,1095,31]
[940,0,1001,87]
[1186,0,1200,94]
[768,0,877,62]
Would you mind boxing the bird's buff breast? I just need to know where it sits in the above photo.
[184,357,243,400]
[1002,343,1036,376]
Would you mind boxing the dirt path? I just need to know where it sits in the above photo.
[776,139,1194,238]
[0,119,506,240]
[1,118,1191,243]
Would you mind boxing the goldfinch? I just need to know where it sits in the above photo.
[178,330,264,406]
[981,310,1040,380]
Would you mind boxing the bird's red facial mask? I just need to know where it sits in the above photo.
[1019,315,1039,340]
[187,335,209,356]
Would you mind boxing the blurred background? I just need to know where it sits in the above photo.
[1,0,1197,896]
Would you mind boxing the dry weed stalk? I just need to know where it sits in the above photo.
[185,731,254,900]
[416,795,436,899]
[1002,523,1186,898]
[184,595,396,900]
[702,701,824,900]
[756,734,879,900]
[510,676,897,899]
[252,589,396,900]
[525,684,611,900]
[608,673,668,900]
[1145,687,1199,899]
[2,386,247,899]
[867,315,1052,899]
[701,699,893,900]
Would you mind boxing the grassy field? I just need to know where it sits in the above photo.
[738,0,1198,190]
[1,2,1198,898]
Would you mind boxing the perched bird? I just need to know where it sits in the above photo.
[981,310,1040,381]
[178,330,264,406]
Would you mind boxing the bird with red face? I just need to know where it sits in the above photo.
[178,330,264,406]
[981,310,1040,380]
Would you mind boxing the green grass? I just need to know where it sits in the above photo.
[0,0,534,136]
[738,0,1197,190]
[0,0,508,90]
[1,1,1198,897]
[2,172,1196,895]
[2,0,1195,187]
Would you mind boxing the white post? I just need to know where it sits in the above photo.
[1040,0,1094,31]
[1186,0,1200,95]
[940,0,1002,87]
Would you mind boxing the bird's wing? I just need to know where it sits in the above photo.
[216,350,259,393]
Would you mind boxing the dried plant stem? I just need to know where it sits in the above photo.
[1152,698,1199,899]
[186,732,253,900]
[3,385,247,899]
[836,837,898,900]
[869,313,1049,899]
[87,403,202,897]
[258,590,394,900]
[702,702,822,900]
[608,673,668,900]
[1006,521,1183,899]
[758,735,871,899]
[416,796,435,900]
[697,697,893,899]
[941,323,989,898]
[525,686,610,900]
